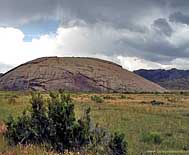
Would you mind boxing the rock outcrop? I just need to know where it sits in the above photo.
[0,57,165,92]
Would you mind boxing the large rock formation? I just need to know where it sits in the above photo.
[0,57,165,92]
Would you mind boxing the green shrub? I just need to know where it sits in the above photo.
[47,92,78,151]
[140,131,162,145]
[120,95,127,99]
[30,93,49,143]
[109,132,128,155]
[183,145,189,151]
[5,92,127,154]
[5,93,49,145]
[91,95,104,103]
[5,112,31,145]
[88,127,127,155]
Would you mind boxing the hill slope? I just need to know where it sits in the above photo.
[134,69,189,90]
[0,57,165,92]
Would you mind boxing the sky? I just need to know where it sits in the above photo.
[1,0,189,72]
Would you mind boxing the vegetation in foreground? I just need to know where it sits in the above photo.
[5,92,127,155]
[0,91,189,154]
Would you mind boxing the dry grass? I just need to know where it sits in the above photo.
[1,91,189,154]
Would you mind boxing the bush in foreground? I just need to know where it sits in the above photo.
[5,92,127,155]
[109,132,128,155]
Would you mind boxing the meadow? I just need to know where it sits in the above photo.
[0,91,189,155]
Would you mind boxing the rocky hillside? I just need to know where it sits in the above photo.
[0,57,165,92]
[134,68,189,90]
[0,73,3,77]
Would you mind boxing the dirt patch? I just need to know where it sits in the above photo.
[0,122,7,134]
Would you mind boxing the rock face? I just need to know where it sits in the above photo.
[0,73,3,77]
[0,57,165,92]
[134,69,189,90]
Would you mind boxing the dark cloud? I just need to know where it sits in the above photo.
[1,0,189,69]
[169,12,189,25]
[0,0,166,27]
[169,0,189,8]
[116,32,176,63]
[153,18,173,36]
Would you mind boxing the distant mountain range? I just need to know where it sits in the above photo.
[134,69,189,90]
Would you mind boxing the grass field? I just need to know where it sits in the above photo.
[0,91,189,155]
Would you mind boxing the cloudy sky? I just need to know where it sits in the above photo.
[1,0,189,72]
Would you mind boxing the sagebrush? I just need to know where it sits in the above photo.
[5,92,127,154]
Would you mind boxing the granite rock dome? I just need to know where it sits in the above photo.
[0,57,165,92]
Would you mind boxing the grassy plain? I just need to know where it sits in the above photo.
[0,91,189,154]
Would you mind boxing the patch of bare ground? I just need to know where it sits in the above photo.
[0,122,6,134]
[0,145,93,155]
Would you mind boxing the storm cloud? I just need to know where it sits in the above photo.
[0,0,166,27]
[1,0,189,71]
[169,12,189,25]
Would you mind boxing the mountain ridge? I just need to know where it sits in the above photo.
[134,68,189,90]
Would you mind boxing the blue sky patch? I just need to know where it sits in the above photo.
[20,19,60,42]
